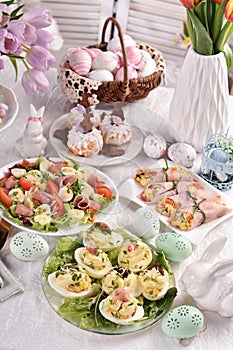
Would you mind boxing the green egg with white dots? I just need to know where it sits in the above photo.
[161,305,204,339]
[155,232,192,262]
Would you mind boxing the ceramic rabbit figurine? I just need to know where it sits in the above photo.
[179,237,233,317]
[17,104,47,157]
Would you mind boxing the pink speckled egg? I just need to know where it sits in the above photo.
[92,51,119,72]
[0,108,6,118]
[69,49,92,76]
[126,46,142,66]
[137,58,156,78]
[143,134,167,159]
[88,69,114,81]
[115,66,137,81]
[107,34,136,52]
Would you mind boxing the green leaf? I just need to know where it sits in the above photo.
[187,7,213,55]
[2,0,15,5]
[10,4,24,20]
[212,0,228,43]
[187,12,196,50]
[222,43,233,70]
[194,0,208,30]
[215,21,233,53]
[206,0,216,36]
[8,57,18,81]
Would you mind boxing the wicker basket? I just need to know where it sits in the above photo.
[57,17,166,108]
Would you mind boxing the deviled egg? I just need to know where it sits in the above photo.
[99,288,144,325]
[118,240,152,272]
[48,265,95,298]
[74,244,112,278]
[139,263,169,300]
[61,166,77,176]
[83,222,123,251]
[11,168,27,178]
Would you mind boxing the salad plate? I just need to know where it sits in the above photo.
[42,226,177,335]
[118,169,233,245]
[49,113,144,167]
[0,85,19,132]
[0,157,118,236]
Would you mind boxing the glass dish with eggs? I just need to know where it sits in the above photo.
[42,224,177,335]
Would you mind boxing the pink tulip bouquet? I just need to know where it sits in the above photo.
[180,0,233,68]
[0,0,56,95]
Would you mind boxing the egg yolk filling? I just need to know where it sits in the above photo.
[55,268,91,293]
[103,296,139,320]
[81,248,110,270]
[118,240,152,271]
[139,267,169,300]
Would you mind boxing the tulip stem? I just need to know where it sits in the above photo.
[22,59,30,70]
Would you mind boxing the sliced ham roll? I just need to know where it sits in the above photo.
[4,175,18,190]
[168,200,232,231]
[135,166,194,187]
[51,193,65,218]
[141,181,202,204]
[157,189,221,217]
[73,194,89,210]
[30,186,52,204]
[14,202,33,217]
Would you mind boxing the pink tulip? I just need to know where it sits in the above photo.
[8,20,37,45]
[0,4,10,27]
[180,0,200,8]
[0,28,20,54]
[225,0,233,22]
[26,45,56,71]
[22,68,49,95]
[33,29,54,49]
[22,8,52,29]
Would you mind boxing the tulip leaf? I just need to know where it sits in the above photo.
[222,43,233,71]
[212,0,228,43]
[194,0,208,29]
[206,0,216,36]
[187,12,196,50]
[10,5,24,20]
[2,0,15,5]
[8,57,18,82]
[187,8,213,55]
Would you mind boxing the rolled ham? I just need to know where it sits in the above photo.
[30,186,52,204]
[168,200,232,231]
[73,194,89,210]
[4,175,18,190]
[14,202,33,217]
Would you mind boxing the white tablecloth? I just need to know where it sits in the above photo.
[1,61,233,350]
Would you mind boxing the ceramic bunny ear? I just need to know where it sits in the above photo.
[30,103,37,117]
[201,237,228,263]
[210,261,233,277]
[37,106,45,118]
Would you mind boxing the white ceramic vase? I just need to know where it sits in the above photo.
[169,48,230,152]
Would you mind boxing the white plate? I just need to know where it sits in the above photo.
[0,158,119,237]
[0,85,19,132]
[118,172,233,245]
[49,113,143,167]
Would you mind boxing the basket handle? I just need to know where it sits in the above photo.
[101,17,129,87]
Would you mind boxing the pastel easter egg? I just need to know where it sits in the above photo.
[9,231,49,262]
[209,148,229,163]
[168,143,196,168]
[155,232,192,262]
[137,58,156,78]
[84,48,102,59]
[140,49,152,61]
[162,305,205,339]
[143,134,166,159]
[69,49,92,76]
[126,46,142,65]
[115,66,137,81]
[88,69,114,81]
[131,207,160,239]
[0,108,6,118]
[92,51,119,72]
[107,34,136,52]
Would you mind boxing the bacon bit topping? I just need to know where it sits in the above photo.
[86,241,98,255]
[112,288,130,302]
[127,242,138,253]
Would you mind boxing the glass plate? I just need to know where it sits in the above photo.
[0,158,118,237]
[41,228,176,335]
[0,85,19,133]
[49,113,144,167]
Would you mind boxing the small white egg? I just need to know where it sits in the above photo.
[87,69,114,81]
[26,170,42,185]
[92,51,119,72]
[61,166,77,176]
[71,208,85,219]
[137,58,156,78]
[74,247,112,279]
[99,294,144,325]
[8,188,25,202]
[48,269,96,298]
[143,134,167,159]
[58,186,73,202]
[168,143,197,168]
[11,168,27,178]
[9,231,49,262]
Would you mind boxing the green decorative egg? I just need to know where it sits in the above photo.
[161,305,204,339]
[131,207,160,240]
[155,232,192,262]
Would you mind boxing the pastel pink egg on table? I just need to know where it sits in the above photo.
[92,51,119,72]
[115,65,137,80]
[68,49,92,76]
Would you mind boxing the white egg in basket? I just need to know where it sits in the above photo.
[10,231,49,261]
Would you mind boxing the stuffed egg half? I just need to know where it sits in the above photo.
[99,288,144,325]
[118,239,152,272]
[139,264,170,300]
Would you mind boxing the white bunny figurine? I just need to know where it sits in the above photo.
[17,104,47,157]
[179,237,233,317]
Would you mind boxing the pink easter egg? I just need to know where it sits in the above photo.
[107,34,136,52]
[69,49,92,76]
[0,108,6,118]
[126,46,142,65]
[92,51,119,72]
[115,66,137,81]
[84,48,102,59]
